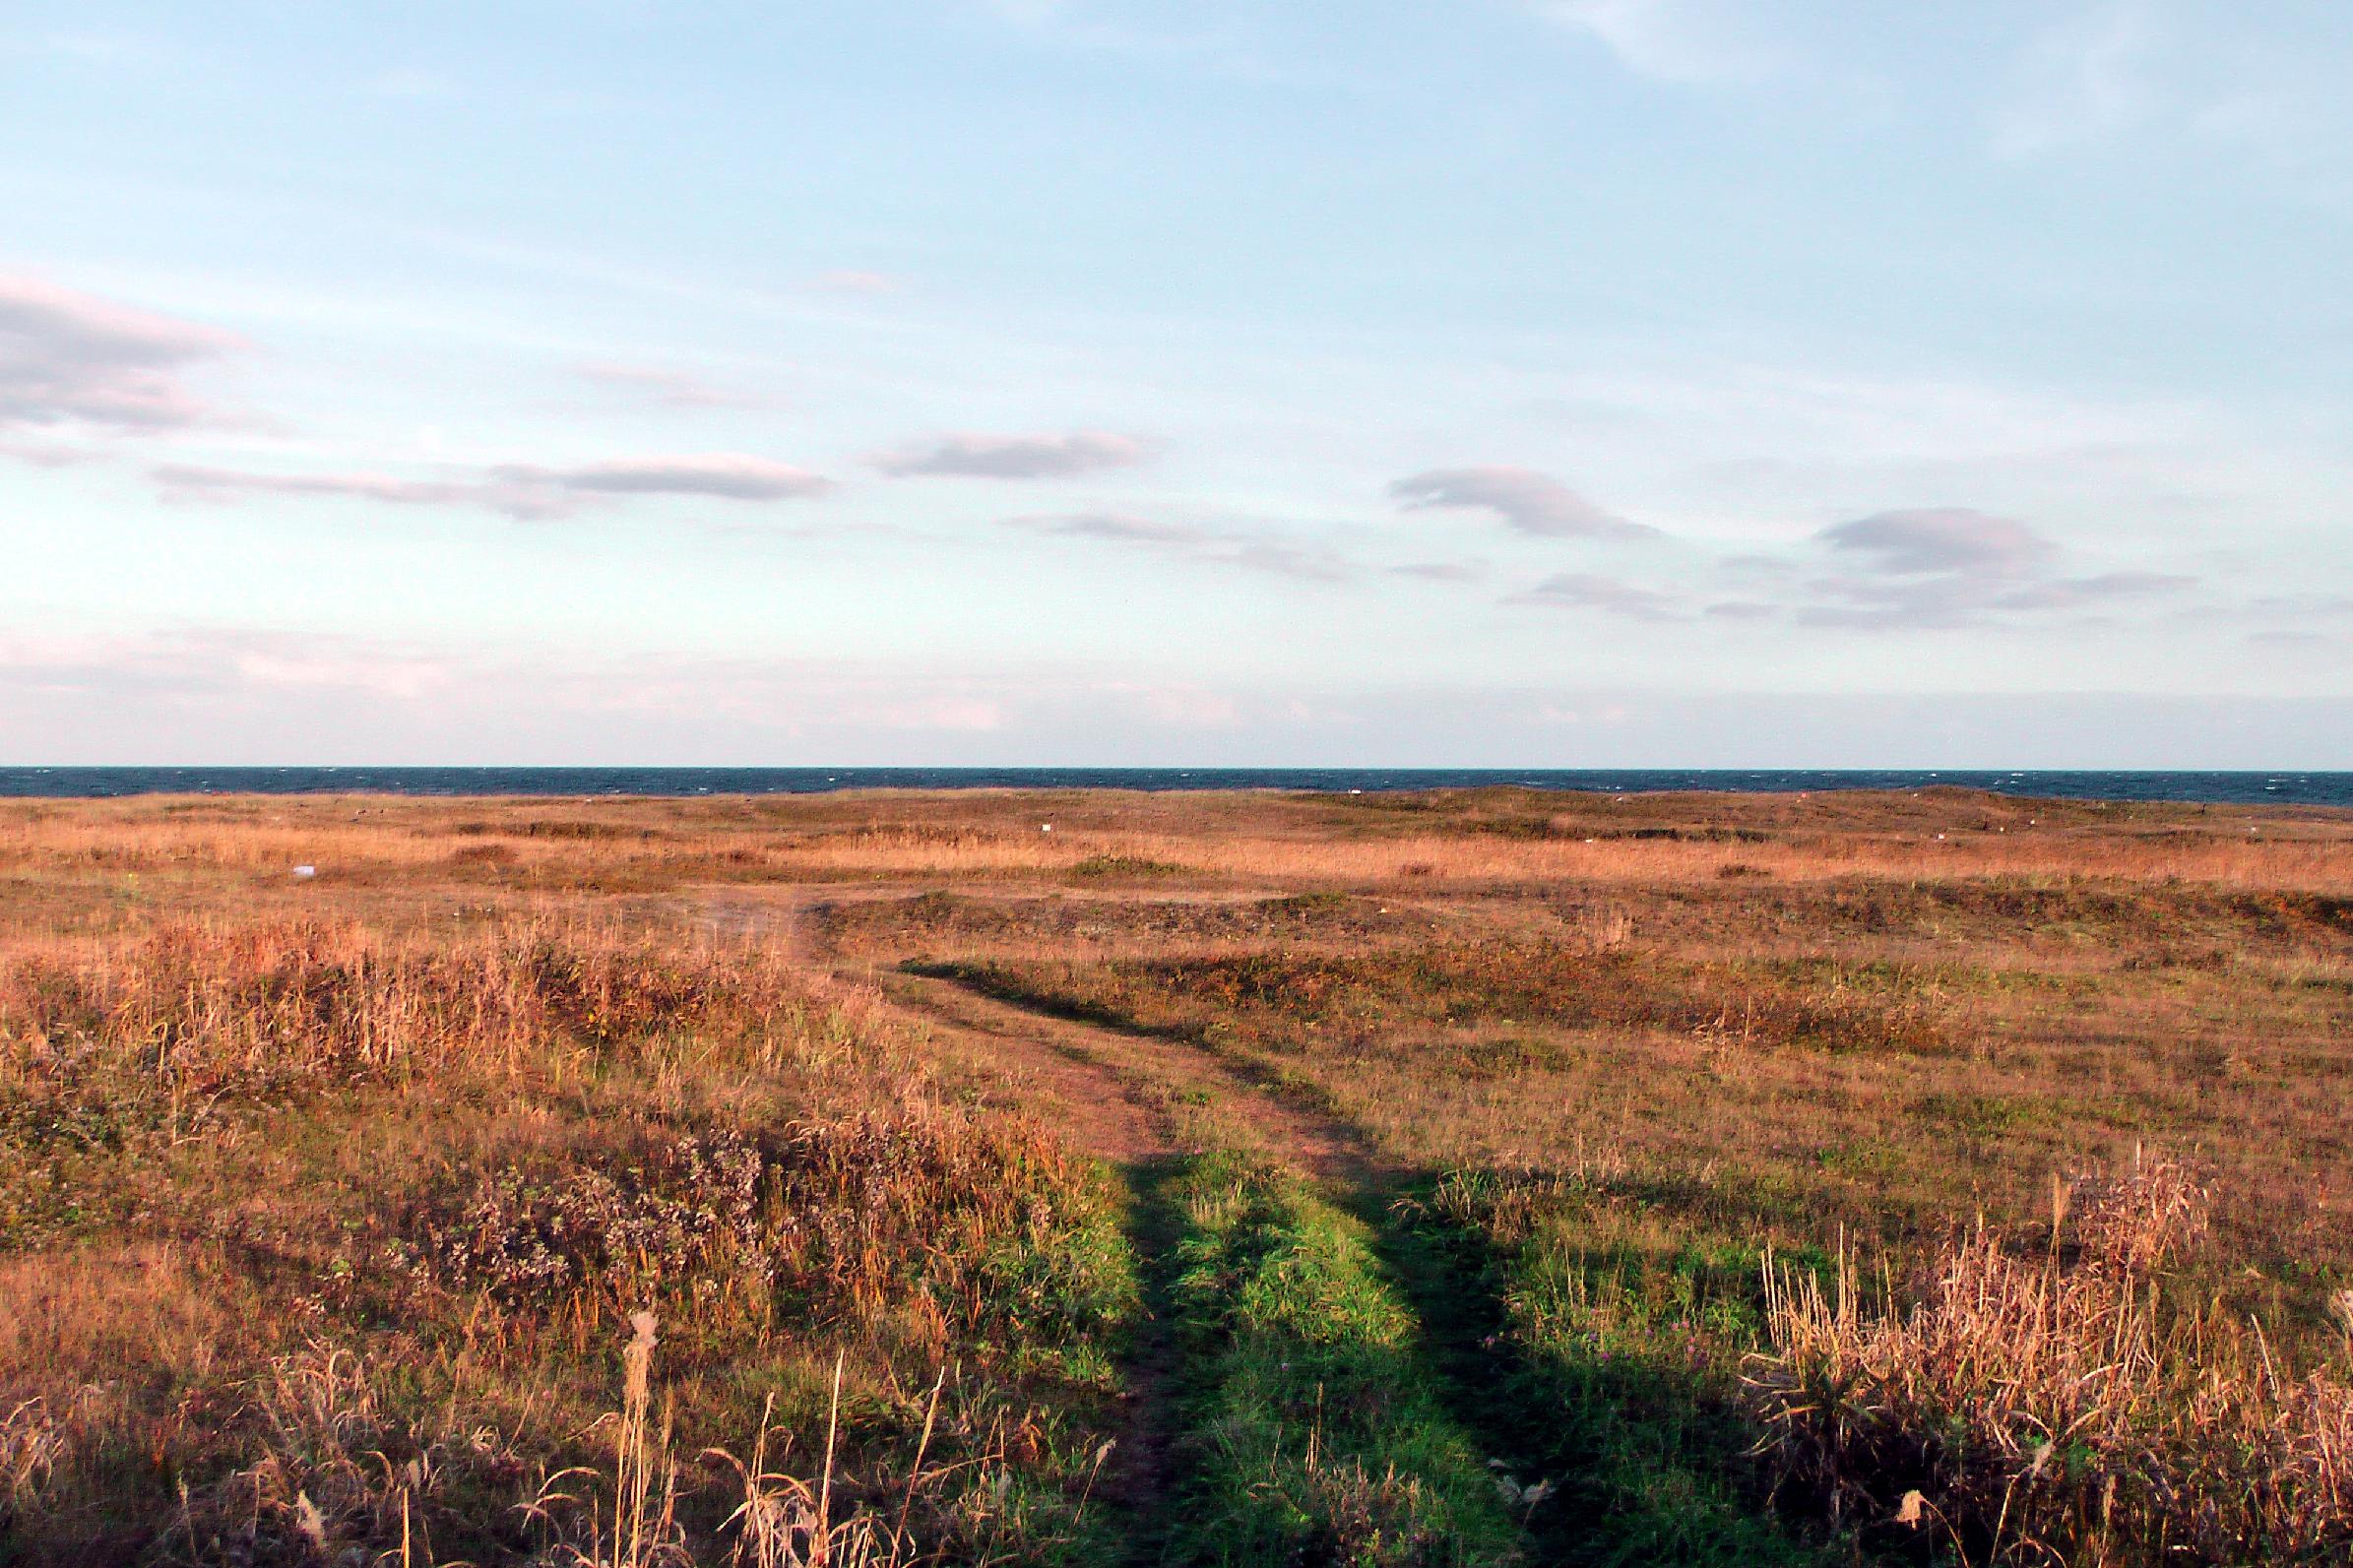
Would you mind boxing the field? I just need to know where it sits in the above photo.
[2,785,2350,1566]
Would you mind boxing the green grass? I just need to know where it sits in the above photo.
[1159,1152,1526,1567]
[1413,1170,1845,1567]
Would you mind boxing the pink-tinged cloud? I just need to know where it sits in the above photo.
[1389,467,1656,539]
[872,430,1149,478]
[151,453,833,520]
[0,274,242,431]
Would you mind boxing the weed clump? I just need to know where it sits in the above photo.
[1749,1160,2353,1565]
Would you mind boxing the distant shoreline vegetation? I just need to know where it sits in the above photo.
[2,767,2351,806]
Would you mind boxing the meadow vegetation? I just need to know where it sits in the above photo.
[1,784,2348,1564]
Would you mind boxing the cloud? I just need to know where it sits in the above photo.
[1206,542,1352,582]
[872,430,1149,478]
[494,454,832,502]
[0,627,452,704]
[1528,0,1782,85]
[1389,560,1489,582]
[152,453,832,521]
[1703,600,1778,620]
[1991,2,2152,157]
[1794,566,2195,630]
[1389,467,1655,539]
[1817,508,2055,576]
[0,274,241,432]
[1004,512,1209,543]
[12,626,2353,767]
[1785,507,2205,630]
[1509,572,1682,619]
[1000,512,1352,582]
[154,464,474,506]
[0,438,99,468]
[574,361,767,409]
[1989,571,2196,610]
[2250,593,2353,619]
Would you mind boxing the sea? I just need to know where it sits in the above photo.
[1,768,2349,807]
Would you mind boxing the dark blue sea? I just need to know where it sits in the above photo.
[1,768,2348,806]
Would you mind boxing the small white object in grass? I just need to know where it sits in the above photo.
[291,864,317,879]
[1041,823,1052,833]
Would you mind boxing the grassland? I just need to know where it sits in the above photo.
[1,784,2348,1565]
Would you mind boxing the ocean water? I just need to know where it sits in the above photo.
[1,767,2348,806]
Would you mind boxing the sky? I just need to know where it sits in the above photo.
[3,0,2351,766]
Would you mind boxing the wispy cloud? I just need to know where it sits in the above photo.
[0,274,241,432]
[808,269,900,295]
[1989,570,2195,610]
[1001,512,1352,581]
[1526,0,1783,86]
[1509,571,1683,619]
[1390,466,1656,539]
[1209,541,1352,581]
[573,361,769,409]
[874,430,1150,478]
[1991,1,2153,157]
[154,452,833,521]
[1004,511,1209,543]
[1389,560,1489,583]
[1793,509,2195,628]
[154,465,474,507]
[1818,507,2055,576]
[0,627,453,703]
[493,454,832,503]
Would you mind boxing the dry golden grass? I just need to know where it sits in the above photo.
[1750,1161,2353,1564]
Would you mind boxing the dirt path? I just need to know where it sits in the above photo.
[694,880,1382,1180]
[879,967,1177,1162]
[693,881,1387,1557]
[888,968,1379,1182]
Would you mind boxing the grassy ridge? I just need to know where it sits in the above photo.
[1161,1152,1525,1567]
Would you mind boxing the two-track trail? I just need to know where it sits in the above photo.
[696,882,1382,1179]
[692,883,1388,1560]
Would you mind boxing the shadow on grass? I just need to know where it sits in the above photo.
[907,958,1163,1038]
[1365,1177,1853,1568]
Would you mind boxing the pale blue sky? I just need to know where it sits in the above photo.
[4,0,2350,764]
